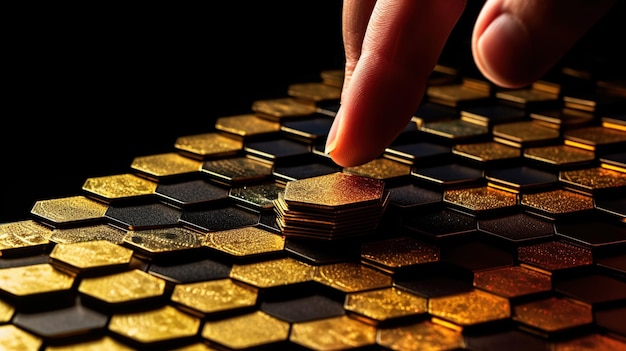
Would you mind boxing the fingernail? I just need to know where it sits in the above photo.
[324,109,342,155]
[476,12,534,87]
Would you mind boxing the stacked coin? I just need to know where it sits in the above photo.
[274,172,389,240]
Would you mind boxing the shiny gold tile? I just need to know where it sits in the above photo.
[443,186,518,215]
[360,236,440,274]
[0,263,74,297]
[287,82,342,103]
[453,141,521,163]
[251,97,317,121]
[560,167,626,194]
[49,224,126,244]
[473,266,552,298]
[203,226,284,258]
[521,189,594,218]
[201,311,289,349]
[44,336,135,351]
[343,158,412,182]
[495,86,559,108]
[492,120,560,148]
[131,152,203,181]
[290,315,377,350]
[426,79,491,107]
[0,325,42,351]
[171,343,219,351]
[524,144,595,167]
[174,132,243,159]
[171,278,258,316]
[314,261,392,293]
[49,240,134,275]
[377,320,465,351]
[228,181,284,211]
[0,298,14,323]
[320,69,344,88]
[82,173,157,203]
[123,227,205,258]
[563,125,626,151]
[420,118,489,141]
[30,195,108,227]
[344,287,428,324]
[215,114,281,139]
[78,269,166,305]
[0,220,50,256]
[529,107,595,129]
[513,297,593,333]
[230,257,315,288]
[109,305,200,346]
[428,289,510,327]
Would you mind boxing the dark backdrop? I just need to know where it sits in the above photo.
[2,1,622,222]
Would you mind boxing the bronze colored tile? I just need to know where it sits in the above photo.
[287,82,342,103]
[109,305,200,347]
[0,325,42,351]
[171,278,258,317]
[552,333,626,351]
[290,315,377,350]
[343,157,412,183]
[563,126,626,152]
[0,298,14,323]
[30,195,108,228]
[201,156,273,186]
[560,167,626,195]
[123,227,205,259]
[131,152,203,182]
[420,118,490,142]
[428,289,510,328]
[344,287,428,325]
[0,263,74,298]
[314,261,393,293]
[376,320,465,351]
[453,141,521,164]
[361,236,440,274]
[0,220,50,257]
[474,266,551,299]
[443,186,518,216]
[44,336,135,351]
[173,132,243,160]
[78,269,166,305]
[82,173,157,203]
[492,120,560,148]
[230,257,315,289]
[495,86,559,109]
[320,69,344,88]
[49,240,133,275]
[201,311,289,349]
[517,241,593,274]
[524,144,595,169]
[513,297,593,333]
[214,114,281,139]
[203,226,284,259]
[426,79,491,108]
[251,97,317,121]
[521,189,594,219]
[49,224,126,245]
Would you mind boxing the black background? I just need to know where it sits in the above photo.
[2,1,622,222]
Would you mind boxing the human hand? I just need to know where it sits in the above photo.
[324,0,616,167]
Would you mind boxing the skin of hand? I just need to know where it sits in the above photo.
[325,0,617,167]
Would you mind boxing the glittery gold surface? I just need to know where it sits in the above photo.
[124,227,205,255]
[229,182,283,210]
[215,114,281,137]
[493,121,560,144]
[377,320,465,351]
[82,173,157,201]
[78,269,166,304]
[517,241,593,272]
[421,119,489,139]
[173,132,243,159]
[171,279,258,315]
[314,262,393,293]
[49,224,126,244]
[453,141,521,162]
[0,263,74,296]
[343,158,412,180]
[560,167,626,192]
[30,195,108,225]
[0,220,50,252]
[201,311,289,349]
[290,315,377,350]
[513,297,593,332]
[564,126,626,146]
[109,305,200,344]
[230,257,315,288]
[426,84,490,107]
[0,298,14,323]
[130,152,203,178]
[0,325,42,351]
[50,240,134,271]
[320,69,344,87]
[524,145,595,165]
[521,189,594,215]
[473,266,552,298]
[251,97,317,120]
[344,287,428,322]
[203,226,284,257]
[282,172,385,209]
[428,290,510,327]
[444,186,518,213]
[495,87,558,105]
[361,236,440,272]
[287,82,342,102]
